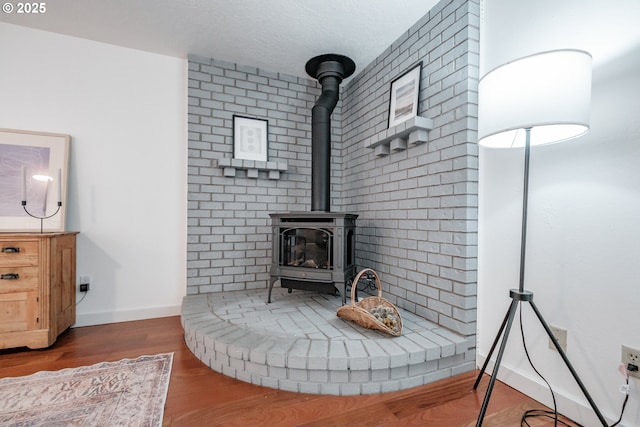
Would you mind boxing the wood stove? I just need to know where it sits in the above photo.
[268,212,357,304]
[268,54,358,304]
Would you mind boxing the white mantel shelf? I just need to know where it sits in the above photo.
[364,116,434,157]
[218,158,288,179]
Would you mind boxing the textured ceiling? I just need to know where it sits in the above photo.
[0,0,440,78]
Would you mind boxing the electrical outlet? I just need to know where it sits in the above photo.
[79,275,91,292]
[548,325,567,353]
[621,345,640,379]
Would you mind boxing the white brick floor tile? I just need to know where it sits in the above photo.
[340,383,362,395]
[308,369,329,383]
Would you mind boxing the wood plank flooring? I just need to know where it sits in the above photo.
[0,316,577,426]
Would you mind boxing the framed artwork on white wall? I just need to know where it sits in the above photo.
[233,115,268,162]
[0,128,70,232]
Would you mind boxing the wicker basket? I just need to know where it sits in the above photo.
[336,268,402,336]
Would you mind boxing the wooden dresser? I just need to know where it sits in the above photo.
[0,232,77,349]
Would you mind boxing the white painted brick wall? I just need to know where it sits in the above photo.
[187,55,335,296]
[341,0,479,338]
[187,0,479,343]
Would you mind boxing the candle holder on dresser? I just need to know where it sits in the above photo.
[21,163,63,233]
[21,200,62,234]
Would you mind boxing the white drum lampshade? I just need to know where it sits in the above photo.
[478,49,592,148]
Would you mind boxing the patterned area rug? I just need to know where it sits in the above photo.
[0,353,173,427]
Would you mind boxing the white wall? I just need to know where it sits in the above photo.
[0,23,187,326]
[478,1,640,425]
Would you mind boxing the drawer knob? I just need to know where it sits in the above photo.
[0,273,19,280]
[1,247,20,253]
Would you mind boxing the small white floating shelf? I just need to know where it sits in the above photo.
[364,116,433,157]
[218,158,288,180]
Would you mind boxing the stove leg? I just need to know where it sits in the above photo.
[337,282,346,306]
[268,277,278,303]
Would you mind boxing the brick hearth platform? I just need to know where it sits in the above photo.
[181,288,474,395]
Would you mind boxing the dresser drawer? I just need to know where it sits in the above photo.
[0,266,39,292]
[0,241,39,267]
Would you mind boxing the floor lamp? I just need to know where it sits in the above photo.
[474,49,609,426]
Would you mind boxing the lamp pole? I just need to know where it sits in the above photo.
[518,128,531,293]
[473,128,608,426]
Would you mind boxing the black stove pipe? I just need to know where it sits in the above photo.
[305,54,355,212]
[310,75,339,212]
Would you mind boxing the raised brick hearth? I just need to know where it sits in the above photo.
[181,289,474,395]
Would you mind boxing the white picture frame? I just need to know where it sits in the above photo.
[0,128,70,232]
[233,115,268,162]
[388,62,422,128]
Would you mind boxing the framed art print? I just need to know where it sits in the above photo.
[388,62,422,128]
[0,128,70,232]
[233,115,268,162]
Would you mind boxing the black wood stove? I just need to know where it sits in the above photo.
[268,212,357,304]
[268,54,358,304]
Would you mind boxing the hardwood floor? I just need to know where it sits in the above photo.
[0,316,576,426]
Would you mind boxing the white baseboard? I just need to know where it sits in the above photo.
[476,354,621,427]
[73,305,181,328]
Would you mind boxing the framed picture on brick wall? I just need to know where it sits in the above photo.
[388,62,422,128]
[233,115,268,162]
